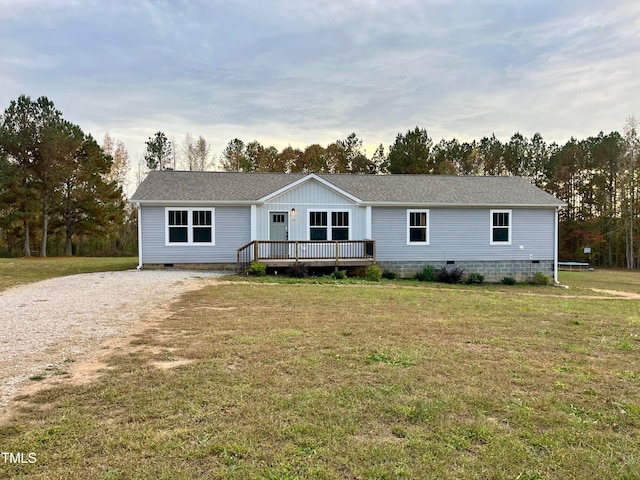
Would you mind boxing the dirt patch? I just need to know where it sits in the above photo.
[149,359,196,370]
[0,276,223,426]
[589,288,640,299]
[0,304,173,426]
[65,304,176,385]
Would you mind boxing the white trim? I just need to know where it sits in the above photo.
[365,206,372,239]
[250,205,257,241]
[165,207,215,246]
[490,209,512,245]
[135,200,257,206]
[136,204,143,269]
[134,199,566,209]
[360,202,565,208]
[307,209,351,241]
[406,209,430,245]
[265,202,355,207]
[258,174,363,204]
[135,199,565,209]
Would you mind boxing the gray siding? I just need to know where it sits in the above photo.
[269,179,355,205]
[260,179,366,240]
[141,205,250,264]
[373,207,555,262]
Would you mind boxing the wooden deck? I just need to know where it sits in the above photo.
[256,257,376,268]
[237,240,376,272]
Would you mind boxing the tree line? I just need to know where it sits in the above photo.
[0,95,132,257]
[1,91,637,268]
[145,123,639,269]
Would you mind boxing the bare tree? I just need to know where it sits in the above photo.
[102,132,130,188]
[183,133,213,171]
[170,134,180,170]
[135,154,148,188]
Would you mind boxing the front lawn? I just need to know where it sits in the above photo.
[0,257,138,292]
[1,281,638,479]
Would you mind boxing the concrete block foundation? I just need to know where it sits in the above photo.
[376,260,555,283]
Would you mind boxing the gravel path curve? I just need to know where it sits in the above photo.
[0,269,225,409]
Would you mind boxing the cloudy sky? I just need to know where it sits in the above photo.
[1,0,639,182]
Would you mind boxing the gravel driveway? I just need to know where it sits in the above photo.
[0,269,226,410]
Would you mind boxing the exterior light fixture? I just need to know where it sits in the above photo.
[291,208,296,219]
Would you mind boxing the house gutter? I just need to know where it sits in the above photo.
[136,203,143,270]
[359,201,565,208]
[554,207,559,284]
[130,199,259,206]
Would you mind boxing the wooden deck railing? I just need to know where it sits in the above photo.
[237,240,376,273]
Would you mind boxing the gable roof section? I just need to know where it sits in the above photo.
[258,173,363,204]
[131,171,565,207]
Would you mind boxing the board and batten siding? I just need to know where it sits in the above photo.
[372,207,556,262]
[258,178,366,240]
[140,205,250,264]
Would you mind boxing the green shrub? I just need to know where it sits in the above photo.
[500,276,517,285]
[436,267,465,284]
[382,270,397,280]
[333,270,347,280]
[365,265,382,282]
[466,272,485,284]
[531,272,550,285]
[248,261,266,276]
[415,265,435,282]
[287,263,308,278]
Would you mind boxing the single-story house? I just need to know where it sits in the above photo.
[130,171,566,282]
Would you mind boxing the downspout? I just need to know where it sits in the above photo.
[136,203,143,270]
[554,207,559,284]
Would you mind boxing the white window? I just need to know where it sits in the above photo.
[168,210,188,243]
[309,211,350,240]
[407,209,429,245]
[309,211,328,240]
[331,211,349,240]
[490,209,511,245]
[166,208,215,245]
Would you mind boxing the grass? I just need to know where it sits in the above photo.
[233,268,640,300]
[0,256,138,292]
[1,280,639,479]
[559,268,640,295]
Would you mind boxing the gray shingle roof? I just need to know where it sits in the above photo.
[131,171,306,202]
[131,171,565,207]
